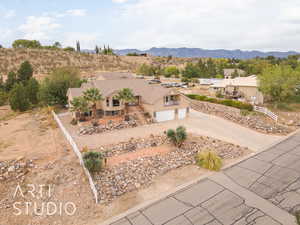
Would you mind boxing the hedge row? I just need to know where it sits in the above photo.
[186,94,253,111]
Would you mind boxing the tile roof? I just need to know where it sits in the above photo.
[69,79,175,104]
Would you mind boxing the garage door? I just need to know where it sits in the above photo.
[155,110,175,122]
[178,108,187,119]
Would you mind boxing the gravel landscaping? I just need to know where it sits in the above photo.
[93,134,252,204]
[190,100,293,135]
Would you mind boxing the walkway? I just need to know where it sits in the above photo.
[100,131,300,225]
[59,110,282,150]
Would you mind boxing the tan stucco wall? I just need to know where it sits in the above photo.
[236,86,264,104]
[142,94,190,117]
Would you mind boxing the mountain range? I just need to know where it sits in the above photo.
[114,47,299,59]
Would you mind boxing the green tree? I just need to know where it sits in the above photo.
[5,71,17,91]
[163,66,180,78]
[95,45,99,54]
[182,63,201,78]
[38,67,82,106]
[0,90,8,106]
[76,41,81,52]
[196,151,222,171]
[83,88,103,120]
[53,41,62,48]
[17,61,33,83]
[231,69,239,78]
[116,88,135,118]
[9,83,30,111]
[70,96,89,121]
[259,65,300,103]
[167,126,187,147]
[25,78,39,104]
[63,46,75,52]
[12,39,41,48]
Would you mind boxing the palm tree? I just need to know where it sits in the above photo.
[167,126,187,147]
[116,88,136,119]
[83,88,103,120]
[70,97,89,121]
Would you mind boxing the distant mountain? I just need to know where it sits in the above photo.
[114,47,299,59]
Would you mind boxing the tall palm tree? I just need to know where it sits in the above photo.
[83,88,103,120]
[70,96,89,121]
[116,88,135,119]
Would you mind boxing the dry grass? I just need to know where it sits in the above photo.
[0,140,12,151]
[0,48,192,78]
[0,110,19,121]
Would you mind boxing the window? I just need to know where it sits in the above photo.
[106,98,110,107]
[153,112,156,118]
[113,99,120,107]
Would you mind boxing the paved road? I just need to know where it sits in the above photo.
[100,131,300,225]
[60,110,283,151]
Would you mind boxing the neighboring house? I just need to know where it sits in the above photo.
[198,78,223,86]
[223,69,246,79]
[68,79,190,122]
[209,75,264,104]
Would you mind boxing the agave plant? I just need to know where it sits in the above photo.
[196,151,222,171]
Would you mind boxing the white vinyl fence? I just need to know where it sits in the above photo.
[52,111,99,203]
[253,106,278,122]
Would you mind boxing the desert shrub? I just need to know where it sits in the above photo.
[216,91,224,98]
[196,151,222,171]
[296,211,300,225]
[83,151,103,173]
[186,94,253,111]
[167,126,187,147]
[0,90,8,106]
[9,83,30,112]
[240,109,251,116]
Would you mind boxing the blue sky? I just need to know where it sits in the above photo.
[1,0,300,51]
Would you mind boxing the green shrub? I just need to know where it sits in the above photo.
[296,211,300,225]
[0,90,8,106]
[9,83,30,112]
[196,151,222,171]
[167,126,187,147]
[240,109,251,116]
[186,94,253,111]
[83,151,104,173]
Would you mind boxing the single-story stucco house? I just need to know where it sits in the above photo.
[223,69,246,79]
[209,75,264,104]
[67,78,190,122]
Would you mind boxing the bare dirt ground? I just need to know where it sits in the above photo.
[0,106,252,225]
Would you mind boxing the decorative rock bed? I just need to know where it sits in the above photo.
[78,118,138,135]
[93,135,251,204]
[190,100,293,135]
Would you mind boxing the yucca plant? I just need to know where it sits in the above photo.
[167,126,187,147]
[83,151,103,173]
[196,151,222,171]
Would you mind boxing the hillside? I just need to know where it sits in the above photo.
[115,47,299,59]
[0,48,196,77]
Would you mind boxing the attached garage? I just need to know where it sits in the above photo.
[155,110,175,122]
[178,108,187,119]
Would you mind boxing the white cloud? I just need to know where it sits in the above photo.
[66,9,87,17]
[113,0,300,51]
[3,10,15,19]
[63,32,101,49]
[112,0,129,3]
[19,16,61,40]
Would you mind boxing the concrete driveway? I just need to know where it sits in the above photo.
[62,110,283,151]
[100,131,300,225]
